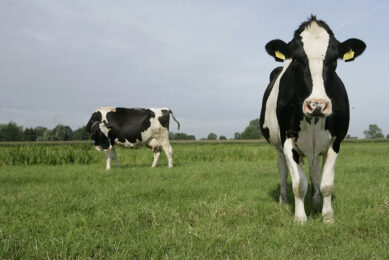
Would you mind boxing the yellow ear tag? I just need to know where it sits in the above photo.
[108,128,111,131]
[275,50,285,60]
[343,49,354,61]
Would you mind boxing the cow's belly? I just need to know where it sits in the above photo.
[115,138,144,148]
[295,118,332,161]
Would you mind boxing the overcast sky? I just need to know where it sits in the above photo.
[1,0,388,138]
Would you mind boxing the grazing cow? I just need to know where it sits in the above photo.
[259,16,366,224]
[86,107,180,169]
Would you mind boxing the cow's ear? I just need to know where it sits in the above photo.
[339,38,366,62]
[265,39,289,62]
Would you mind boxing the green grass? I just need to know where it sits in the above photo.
[0,142,388,258]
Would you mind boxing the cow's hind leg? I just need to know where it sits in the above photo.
[151,146,162,168]
[277,151,289,204]
[105,147,120,171]
[283,139,308,224]
[161,141,173,168]
[309,155,322,210]
[320,146,338,224]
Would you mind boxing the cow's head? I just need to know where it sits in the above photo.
[89,121,112,152]
[265,15,366,118]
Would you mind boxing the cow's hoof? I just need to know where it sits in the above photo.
[294,215,307,225]
[322,212,334,225]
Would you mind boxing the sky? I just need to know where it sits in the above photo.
[1,0,388,139]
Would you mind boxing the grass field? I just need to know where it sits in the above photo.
[0,141,388,258]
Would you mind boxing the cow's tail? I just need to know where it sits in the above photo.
[169,110,180,130]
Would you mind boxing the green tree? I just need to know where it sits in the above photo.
[23,127,37,141]
[37,129,53,141]
[72,126,90,140]
[34,126,48,140]
[52,125,73,141]
[363,124,384,139]
[207,133,217,140]
[234,132,241,139]
[0,122,23,141]
[169,132,196,140]
[240,119,262,139]
[219,135,227,140]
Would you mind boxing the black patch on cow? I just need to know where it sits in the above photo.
[90,122,111,149]
[86,111,102,133]
[86,111,112,149]
[292,149,300,164]
[158,109,170,129]
[262,127,270,143]
[269,67,283,81]
[105,108,155,144]
[259,73,275,144]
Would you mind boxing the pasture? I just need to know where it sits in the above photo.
[0,141,388,258]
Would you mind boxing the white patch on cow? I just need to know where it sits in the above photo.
[320,145,338,224]
[300,22,332,113]
[115,138,141,147]
[283,138,308,224]
[94,107,116,123]
[263,59,292,147]
[99,122,110,137]
[295,118,332,167]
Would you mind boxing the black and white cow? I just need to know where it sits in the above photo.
[86,107,180,169]
[259,16,366,224]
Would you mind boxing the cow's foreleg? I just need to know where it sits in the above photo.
[283,138,308,224]
[151,147,161,168]
[320,146,337,224]
[105,147,120,171]
[309,155,322,208]
[277,151,289,204]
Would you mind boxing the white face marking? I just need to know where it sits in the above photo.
[263,60,292,146]
[300,22,332,113]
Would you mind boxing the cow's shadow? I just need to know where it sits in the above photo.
[113,162,182,169]
[268,183,336,217]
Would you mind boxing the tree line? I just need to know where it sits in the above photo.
[0,121,387,142]
[0,122,89,141]
[0,121,198,142]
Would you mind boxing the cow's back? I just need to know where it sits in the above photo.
[107,108,155,144]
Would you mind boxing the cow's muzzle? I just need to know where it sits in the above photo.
[303,99,331,117]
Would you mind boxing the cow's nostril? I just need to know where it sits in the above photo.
[307,101,314,111]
